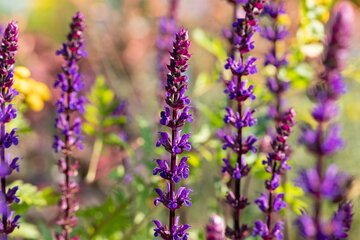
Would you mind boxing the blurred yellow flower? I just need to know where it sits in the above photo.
[277,14,291,27]
[14,66,51,112]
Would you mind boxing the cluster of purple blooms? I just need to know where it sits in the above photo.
[153,29,192,240]
[0,22,20,240]
[296,2,354,239]
[254,108,295,240]
[53,12,86,240]
[156,0,179,103]
[261,1,289,121]
[221,0,265,239]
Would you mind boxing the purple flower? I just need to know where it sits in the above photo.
[332,202,353,239]
[54,12,86,240]
[153,29,192,239]
[154,217,190,240]
[153,157,189,183]
[299,124,344,156]
[206,214,225,240]
[297,214,316,238]
[254,193,268,213]
[0,22,20,238]
[296,165,349,201]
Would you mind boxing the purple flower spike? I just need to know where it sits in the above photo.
[261,0,290,121]
[0,22,20,239]
[53,12,86,240]
[296,2,354,238]
[254,109,295,240]
[153,28,192,239]
[156,0,180,105]
[221,0,266,238]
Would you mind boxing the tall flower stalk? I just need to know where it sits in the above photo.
[261,1,289,122]
[156,0,180,104]
[153,29,192,240]
[296,2,354,239]
[53,12,86,240]
[221,1,265,239]
[254,108,295,240]
[0,22,20,240]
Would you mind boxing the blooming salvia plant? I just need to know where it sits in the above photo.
[296,2,354,239]
[0,22,20,240]
[153,28,192,240]
[53,12,86,240]
[221,1,265,239]
[261,1,289,121]
[253,108,295,240]
[206,214,225,240]
[156,0,179,104]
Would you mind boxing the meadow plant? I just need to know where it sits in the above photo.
[221,1,265,239]
[153,28,192,240]
[0,22,20,239]
[296,2,354,239]
[253,108,295,239]
[53,12,86,240]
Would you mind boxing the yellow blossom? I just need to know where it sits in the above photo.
[14,66,51,112]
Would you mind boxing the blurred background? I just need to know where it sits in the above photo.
[0,0,359,239]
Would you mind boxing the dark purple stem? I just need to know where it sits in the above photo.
[169,108,178,234]
[0,112,6,235]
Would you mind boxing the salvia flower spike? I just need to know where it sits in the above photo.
[261,1,289,121]
[0,21,20,240]
[153,28,192,240]
[53,12,86,240]
[253,108,295,240]
[221,1,265,239]
[296,2,354,239]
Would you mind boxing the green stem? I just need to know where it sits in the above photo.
[85,137,104,183]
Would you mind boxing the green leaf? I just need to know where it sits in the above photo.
[12,222,41,239]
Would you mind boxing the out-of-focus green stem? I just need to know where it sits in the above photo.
[86,137,104,183]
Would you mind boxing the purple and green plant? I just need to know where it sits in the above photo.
[153,28,192,240]
[296,2,354,239]
[220,1,265,239]
[83,75,128,183]
[253,108,295,240]
[0,21,20,240]
[53,12,86,240]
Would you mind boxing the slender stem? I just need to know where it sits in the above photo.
[233,72,243,239]
[314,123,324,227]
[85,137,104,183]
[169,108,178,235]
[62,82,72,240]
[0,103,7,238]
[266,162,278,235]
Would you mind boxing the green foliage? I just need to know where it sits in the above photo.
[10,180,58,214]
[276,182,307,215]
[9,181,59,239]
[75,176,155,239]
[83,75,127,146]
